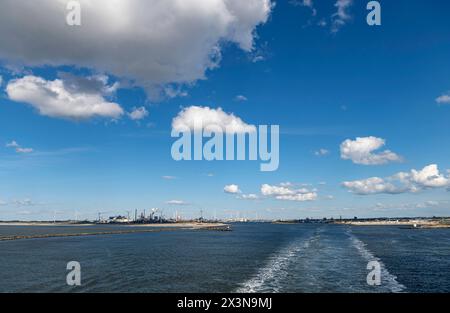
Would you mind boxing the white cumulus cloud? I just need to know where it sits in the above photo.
[401,164,450,189]
[224,184,241,194]
[128,107,149,121]
[0,0,272,99]
[342,177,403,195]
[240,193,259,200]
[343,164,450,195]
[6,75,123,120]
[340,136,402,165]
[261,183,317,202]
[172,106,256,134]
[436,94,450,105]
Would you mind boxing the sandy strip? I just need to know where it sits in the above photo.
[0,222,227,228]
[336,221,450,228]
[0,229,162,241]
[0,223,231,241]
[0,222,95,226]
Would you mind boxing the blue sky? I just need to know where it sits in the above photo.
[0,0,450,220]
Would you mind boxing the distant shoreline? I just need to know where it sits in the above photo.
[334,220,450,229]
[0,222,226,228]
[271,217,450,229]
[0,222,231,241]
[0,222,96,226]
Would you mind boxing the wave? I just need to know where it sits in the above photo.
[237,227,406,293]
[349,232,406,293]
[235,233,319,293]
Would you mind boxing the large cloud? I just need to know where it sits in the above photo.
[0,0,272,99]
[172,106,256,134]
[400,164,450,189]
[343,164,450,195]
[342,177,404,195]
[6,75,123,120]
[340,136,402,165]
[261,183,317,201]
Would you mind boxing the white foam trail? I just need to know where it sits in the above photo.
[236,234,318,293]
[349,233,406,293]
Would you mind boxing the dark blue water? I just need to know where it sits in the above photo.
[0,223,449,293]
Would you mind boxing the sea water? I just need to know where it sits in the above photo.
[0,223,449,293]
